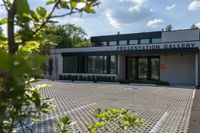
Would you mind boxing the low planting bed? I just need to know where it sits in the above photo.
[59,74,169,85]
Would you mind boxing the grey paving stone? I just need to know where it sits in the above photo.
[18,81,194,133]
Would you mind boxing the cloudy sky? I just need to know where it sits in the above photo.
[1,0,200,37]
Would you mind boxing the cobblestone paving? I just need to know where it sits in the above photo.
[18,81,195,133]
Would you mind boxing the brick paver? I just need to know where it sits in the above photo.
[17,81,195,133]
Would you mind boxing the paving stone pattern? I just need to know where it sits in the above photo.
[18,81,194,133]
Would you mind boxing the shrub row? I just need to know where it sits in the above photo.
[118,79,169,85]
[59,75,116,82]
[59,75,169,85]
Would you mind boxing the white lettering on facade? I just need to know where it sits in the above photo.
[116,42,198,51]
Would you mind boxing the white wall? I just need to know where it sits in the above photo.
[160,54,195,85]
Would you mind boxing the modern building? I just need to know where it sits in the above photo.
[50,29,200,87]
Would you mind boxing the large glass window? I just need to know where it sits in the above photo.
[63,55,117,74]
[152,38,161,43]
[119,40,127,46]
[100,41,107,46]
[95,56,104,73]
[103,56,108,73]
[138,58,148,79]
[127,58,137,80]
[109,41,117,46]
[87,56,96,73]
[63,56,78,73]
[151,58,160,80]
[129,40,138,45]
[87,56,108,74]
[140,39,149,44]
[110,56,117,74]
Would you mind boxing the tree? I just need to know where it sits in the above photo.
[191,24,199,29]
[164,24,173,31]
[0,0,99,132]
[43,23,91,49]
[0,26,2,33]
[39,23,92,56]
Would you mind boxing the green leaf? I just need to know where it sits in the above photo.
[19,41,40,53]
[30,10,39,22]
[36,7,47,18]
[84,7,95,13]
[31,118,40,123]
[46,0,55,5]
[61,115,70,124]
[15,0,30,17]
[0,18,7,25]
[60,1,70,9]
[70,1,77,9]
[0,33,7,41]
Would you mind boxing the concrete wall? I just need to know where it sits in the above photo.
[51,53,63,80]
[162,30,199,42]
[160,54,195,85]
[117,55,126,80]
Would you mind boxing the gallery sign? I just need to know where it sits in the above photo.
[116,42,199,51]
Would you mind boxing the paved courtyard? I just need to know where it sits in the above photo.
[19,81,195,133]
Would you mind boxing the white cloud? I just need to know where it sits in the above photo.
[166,4,176,10]
[105,10,121,29]
[120,0,145,5]
[150,8,154,12]
[132,0,145,5]
[196,22,200,27]
[121,0,146,11]
[147,18,165,27]
[188,1,200,11]
[104,0,152,29]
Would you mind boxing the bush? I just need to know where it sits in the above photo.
[79,75,83,81]
[92,75,97,83]
[118,79,130,84]
[87,75,92,81]
[63,75,67,80]
[68,75,72,81]
[156,81,170,85]
[59,75,63,80]
[102,76,108,82]
[71,75,75,82]
[83,76,87,81]
[56,108,145,133]
[107,76,112,82]
[96,76,101,81]
[74,75,78,81]
[129,79,169,85]
[112,76,116,82]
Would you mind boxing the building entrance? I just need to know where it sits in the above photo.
[126,56,160,81]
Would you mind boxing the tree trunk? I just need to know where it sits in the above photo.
[0,2,16,130]
[8,5,16,55]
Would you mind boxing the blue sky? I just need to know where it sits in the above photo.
[1,0,200,37]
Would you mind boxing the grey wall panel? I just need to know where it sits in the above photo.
[160,54,195,85]
[162,30,199,42]
[51,54,63,80]
[117,55,126,80]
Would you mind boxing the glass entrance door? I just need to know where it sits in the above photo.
[138,58,148,79]
[126,56,160,81]
[151,58,160,80]
[127,58,137,80]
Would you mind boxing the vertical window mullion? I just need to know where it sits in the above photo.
[147,57,151,80]
[107,55,110,74]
